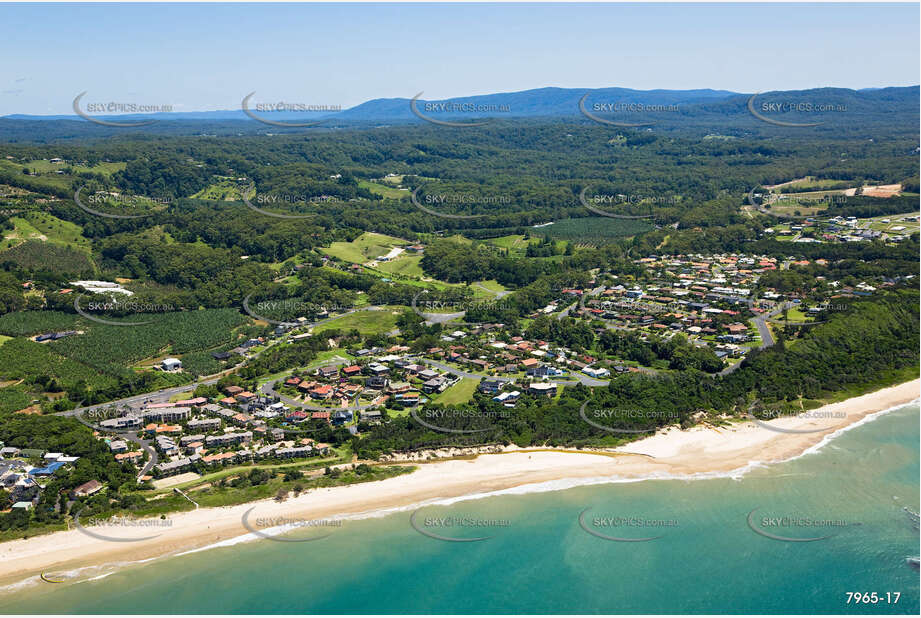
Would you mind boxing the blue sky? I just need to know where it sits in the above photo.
[0,2,918,115]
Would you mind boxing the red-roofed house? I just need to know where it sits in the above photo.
[309,385,334,400]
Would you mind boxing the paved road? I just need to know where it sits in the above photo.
[258,358,384,413]
[419,310,466,325]
[418,358,611,387]
[56,308,384,419]
[714,301,794,377]
[556,300,579,320]
[410,291,467,325]
[52,307,386,464]
[310,306,383,328]
[473,282,512,299]
[59,380,224,419]
[752,301,796,349]
[413,283,514,327]
[68,409,159,480]
[715,301,795,376]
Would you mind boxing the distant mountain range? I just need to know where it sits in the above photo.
[4,85,917,124]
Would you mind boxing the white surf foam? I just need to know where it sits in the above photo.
[8,399,917,589]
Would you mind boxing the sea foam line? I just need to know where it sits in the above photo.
[10,400,919,585]
[174,399,921,555]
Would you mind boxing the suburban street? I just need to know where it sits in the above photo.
[52,289,794,467]
[417,358,611,387]
[753,301,796,349]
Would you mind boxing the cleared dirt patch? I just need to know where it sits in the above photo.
[861,184,902,198]
[152,472,201,489]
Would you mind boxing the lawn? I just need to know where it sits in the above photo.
[769,308,817,324]
[435,378,480,405]
[298,349,355,371]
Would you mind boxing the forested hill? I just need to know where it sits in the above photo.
[1,85,917,142]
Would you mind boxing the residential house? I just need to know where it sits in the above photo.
[316,365,339,379]
[478,379,503,394]
[72,480,104,498]
[422,377,449,394]
[366,376,390,390]
[528,382,557,397]
[332,411,353,426]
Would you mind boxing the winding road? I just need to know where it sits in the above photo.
[67,408,160,480]
[417,358,611,387]
[257,357,385,413]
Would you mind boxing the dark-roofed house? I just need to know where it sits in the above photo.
[73,479,104,497]
[316,365,339,379]
[366,376,389,390]
[478,379,503,394]
[422,377,448,394]
[332,410,353,426]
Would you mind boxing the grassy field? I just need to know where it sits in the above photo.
[295,349,355,371]
[190,180,245,201]
[769,176,853,191]
[538,217,653,243]
[483,234,543,257]
[765,198,830,217]
[0,159,124,192]
[435,378,480,405]
[0,335,11,346]
[357,180,409,200]
[323,232,408,264]
[375,254,424,277]
[1,213,91,252]
[487,234,535,250]
[313,308,400,336]
[863,211,921,234]
[770,307,810,323]
[0,217,42,250]
[20,159,125,175]
[474,280,508,294]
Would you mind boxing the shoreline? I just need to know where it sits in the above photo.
[1,378,918,590]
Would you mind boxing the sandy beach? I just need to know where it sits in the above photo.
[1,379,918,589]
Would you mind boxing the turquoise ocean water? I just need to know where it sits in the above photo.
[1,403,918,614]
